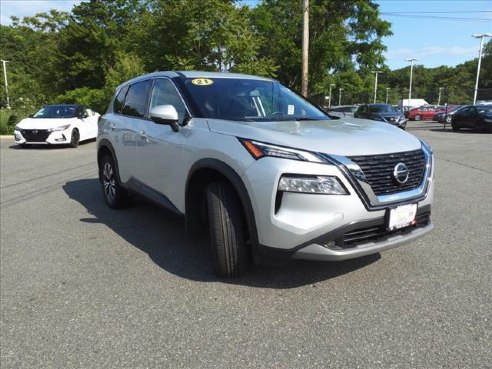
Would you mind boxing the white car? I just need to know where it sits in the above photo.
[14,104,100,147]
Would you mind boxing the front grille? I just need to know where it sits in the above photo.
[349,149,426,196]
[21,129,51,142]
[331,211,431,249]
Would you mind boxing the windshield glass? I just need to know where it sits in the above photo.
[369,104,399,113]
[182,78,328,121]
[477,105,492,113]
[33,105,79,118]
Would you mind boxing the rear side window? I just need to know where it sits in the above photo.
[113,85,129,113]
[122,80,153,118]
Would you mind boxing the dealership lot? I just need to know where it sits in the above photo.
[1,122,491,368]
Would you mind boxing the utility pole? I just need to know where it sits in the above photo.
[438,87,444,106]
[328,83,335,107]
[386,87,391,104]
[371,70,381,104]
[472,33,492,105]
[1,60,10,109]
[301,0,309,97]
[405,58,418,101]
[338,88,343,106]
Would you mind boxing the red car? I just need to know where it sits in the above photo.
[408,106,438,121]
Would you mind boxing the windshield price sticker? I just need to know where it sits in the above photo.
[191,78,214,86]
[287,105,295,115]
[388,204,417,231]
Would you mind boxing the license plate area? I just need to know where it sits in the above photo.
[387,204,417,231]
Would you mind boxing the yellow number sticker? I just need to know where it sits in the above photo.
[191,78,214,86]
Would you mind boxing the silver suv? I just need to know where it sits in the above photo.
[97,71,434,277]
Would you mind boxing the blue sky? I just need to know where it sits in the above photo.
[1,0,491,70]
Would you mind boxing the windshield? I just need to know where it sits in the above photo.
[478,105,492,113]
[369,104,399,113]
[181,77,328,122]
[33,105,79,118]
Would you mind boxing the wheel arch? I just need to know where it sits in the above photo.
[97,139,123,183]
[185,159,259,251]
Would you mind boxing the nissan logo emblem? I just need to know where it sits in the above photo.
[32,130,38,134]
[393,162,409,184]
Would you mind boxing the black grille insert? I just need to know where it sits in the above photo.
[22,129,50,142]
[349,149,426,196]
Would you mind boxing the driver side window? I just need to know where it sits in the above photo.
[150,79,187,124]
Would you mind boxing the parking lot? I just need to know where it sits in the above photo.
[1,121,491,368]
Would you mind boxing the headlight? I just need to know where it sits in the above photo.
[278,175,348,195]
[49,124,70,132]
[239,139,324,163]
[14,125,22,131]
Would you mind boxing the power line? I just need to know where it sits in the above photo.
[381,12,492,21]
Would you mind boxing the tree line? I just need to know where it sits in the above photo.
[1,0,491,115]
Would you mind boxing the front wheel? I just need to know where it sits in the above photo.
[100,154,131,208]
[70,129,80,148]
[414,114,421,121]
[206,181,249,277]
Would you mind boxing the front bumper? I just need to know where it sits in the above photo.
[15,130,70,145]
[243,151,434,262]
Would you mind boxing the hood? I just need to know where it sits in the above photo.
[16,117,77,129]
[207,117,422,156]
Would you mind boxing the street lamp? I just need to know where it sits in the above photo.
[371,70,382,103]
[338,88,344,106]
[472,33,492,105]
[1,59,10,109]
[328,83,336,108]
[438,87,444,106]
[405,58,418,101]
[385,87,391,104]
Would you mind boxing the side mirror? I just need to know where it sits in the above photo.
[149,105,179,132]
[29,114,34,118]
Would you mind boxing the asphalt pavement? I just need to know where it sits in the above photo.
[1,122,491,368]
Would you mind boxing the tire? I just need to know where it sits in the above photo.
[414,114,421,121]
[70,129,80,148]
[206,181,248,277]
[100,154,131,209]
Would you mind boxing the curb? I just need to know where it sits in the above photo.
[1,135,14,139]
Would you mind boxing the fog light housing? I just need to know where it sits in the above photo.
[278,175,348,195]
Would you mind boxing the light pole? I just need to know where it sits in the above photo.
[371,70,381,103]
[328,83,335,107]
[338,88,343,106]
[1,60,10,109]
[472,33,492,105]
[385,87,391,104]
[405,58,418,102]
[438,87,444,106]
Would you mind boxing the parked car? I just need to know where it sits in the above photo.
[97,71,434,277]
[433,105,463,123]
[14,104,99,147]
[451,105,492,132]
[354,103,407,129]
[408,105,438,121]
[326,105,358,118]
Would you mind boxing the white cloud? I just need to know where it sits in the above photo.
[0,1,82,26]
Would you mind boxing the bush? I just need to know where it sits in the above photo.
[0,109,31,135]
